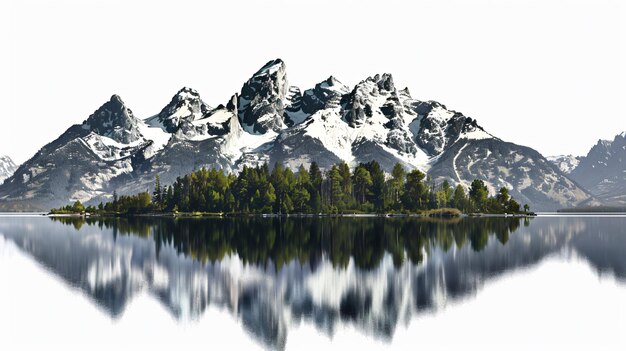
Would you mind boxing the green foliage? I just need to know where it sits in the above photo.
[452,184,468,212]
[50,161,529,215]
[469,179,489,211]
[72,200,85,213]
[353,165,373,204]
[50,200,86,214]
[402,169,428,210]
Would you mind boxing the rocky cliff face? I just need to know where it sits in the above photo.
[566,132,626,206]
[0,59,591,211]
[238,59,289,134]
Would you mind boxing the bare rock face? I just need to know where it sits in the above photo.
[568,132,626,206]
[155,87,212,133]
[238,59,289,134]
[84,95,143,144]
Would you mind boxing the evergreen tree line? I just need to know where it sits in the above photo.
[75,160,528,215]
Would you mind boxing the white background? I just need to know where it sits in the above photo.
[1,0,624,163]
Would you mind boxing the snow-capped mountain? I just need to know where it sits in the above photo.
[547,155,582,174]
[0,59,591,211]
[568,132,626,206]
[0,155,17,184]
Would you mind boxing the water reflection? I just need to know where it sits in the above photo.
[0,216,625,349]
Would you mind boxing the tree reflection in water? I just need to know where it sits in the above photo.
[50,216,528,270]
[2,215,623,350]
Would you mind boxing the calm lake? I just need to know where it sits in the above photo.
[1,214,625,350]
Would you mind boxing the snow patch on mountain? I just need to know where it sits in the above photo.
[459,129,493,140]
[137,120,172,157]
[547,155,581,174]
[151,87,211,133]
[302,110,354,163]
[0,156,17,184]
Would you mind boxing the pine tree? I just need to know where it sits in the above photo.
[309,162,323,192]
[263,183,277,213]
[292,187,310,213]
[338,162,352,195]
[281,193,294,214]
[365,161,385,211]
[435,180,453,208]
[469,179,489,212]
[497,187,509,205]
[310,189,321,213]
[452,184,467,211]
[112,190,118,211]
[153,174,162,210]
[329,165,343,207]
[390,163,406,207]
[402,169,428,210]
[353,165,372,204]
[72,200,85,213]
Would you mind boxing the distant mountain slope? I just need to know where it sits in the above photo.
[430,139,590,210]
[0,59,591,211]
[568,132,626,206]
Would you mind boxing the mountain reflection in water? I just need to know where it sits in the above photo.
[0,216,625,350]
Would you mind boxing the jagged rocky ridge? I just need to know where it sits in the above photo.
[0,59,591,211]
[560,132,626,206]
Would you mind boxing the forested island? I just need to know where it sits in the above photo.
[50,161,531,216]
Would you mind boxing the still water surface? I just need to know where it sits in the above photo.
[0,215,625,350]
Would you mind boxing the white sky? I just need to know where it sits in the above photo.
[1,0,624,164]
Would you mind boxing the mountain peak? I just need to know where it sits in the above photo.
[319,76,348,92]
[372,73,395,92]
[175,87,200,99]
[253,58,286,77]
[324,75,340,85]
[110,94,125,105]
[90,94,133,121]
[596,139,612,148]
[85,94,141,144]
[238,59,289,134]
[154,87,210,133]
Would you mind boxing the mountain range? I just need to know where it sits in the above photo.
[0,59,610,211]
[549,132,626,207]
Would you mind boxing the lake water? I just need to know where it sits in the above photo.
[1,215,625,350]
